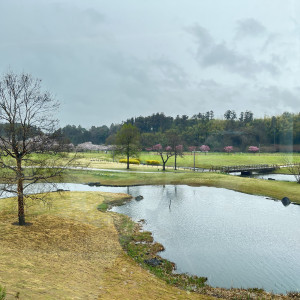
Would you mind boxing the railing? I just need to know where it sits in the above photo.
[89,158,287,173]
[210,164,279,173]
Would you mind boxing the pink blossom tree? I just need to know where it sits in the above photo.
[145,147,153,151]
[153,144,163,152]
[153,144,174,171]
[248,146,259,153]
[174,144,184,170]
[224,146,233,154]
[188,146,196,155]
[176,145,183,152]
[199,145,210,155]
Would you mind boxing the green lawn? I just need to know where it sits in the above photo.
[68,151,300,169]
[140,152,300,168]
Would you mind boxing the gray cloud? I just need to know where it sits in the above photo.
[191,81,299,119]
[0,2,106,48]
[198,79,219,88]
[150,57,188,89]
[0,1,298,127]
[185,25,214,49]
[258,86,300,111]
[186,24,279,79]
[235,18,266,39]
[203,43,278,78]
[83,8,105,25]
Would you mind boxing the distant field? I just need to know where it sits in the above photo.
[73,151,300,169]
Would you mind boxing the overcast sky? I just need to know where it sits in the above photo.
[1,0,300,127]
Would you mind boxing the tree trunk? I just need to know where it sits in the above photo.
[174,154,177,170]
[163,162,166,171]
[17,159,25,225]
[127,150,130,169]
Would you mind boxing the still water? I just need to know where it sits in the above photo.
[2,183,299,293]
[110,185,300,294]
[251,173,296,182]
[231,172,296,182]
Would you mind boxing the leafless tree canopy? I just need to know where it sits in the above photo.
[0,72,72,225]
[286,163,300,184]
[282,156,300,184]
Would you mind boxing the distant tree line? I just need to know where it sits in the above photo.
[57,110,300,152]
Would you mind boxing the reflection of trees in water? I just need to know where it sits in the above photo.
[169,185,178,210]
[123,185,144,218]
[121,186,186,224]
[126,186,143,198]
[163,185,179,211]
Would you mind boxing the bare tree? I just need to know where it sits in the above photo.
[152,144,174,171]
[166,129,183,170]
[290,164,300,183]
[285,163,300,184]
[0,72,74,225]
[282,155,300,184]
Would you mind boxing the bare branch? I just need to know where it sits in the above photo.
[0,71,74,225]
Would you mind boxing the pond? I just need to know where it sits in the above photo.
[231,172,297,182]
[110,185,300,294]
[251,173,297,182]
[1,183,300,294]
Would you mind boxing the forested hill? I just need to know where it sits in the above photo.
[58,111,300,152]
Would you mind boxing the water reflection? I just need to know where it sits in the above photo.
[112,185,300,294]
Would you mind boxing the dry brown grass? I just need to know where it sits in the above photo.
[0,192,215,300]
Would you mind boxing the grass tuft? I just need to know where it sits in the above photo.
[0,285,6,300]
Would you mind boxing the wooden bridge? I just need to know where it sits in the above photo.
[210,164,279,175]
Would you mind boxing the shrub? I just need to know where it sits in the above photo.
[97,203,109,212]
[199,145,210,152]
[224,146,233,153]
[119,158,140,165]
[248,146,259,153]
[146,160,160,165]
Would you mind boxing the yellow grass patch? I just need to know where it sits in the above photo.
[0,192,214,299]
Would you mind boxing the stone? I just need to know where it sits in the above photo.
[135,195,144,201]
[144,258,163,267]
[281,197,291,206]
[86,182,101,187]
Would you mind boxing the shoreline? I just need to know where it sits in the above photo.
[107,192,298,299]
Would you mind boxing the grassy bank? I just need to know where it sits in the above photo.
[0,192,214,300]
[61,169,300,204]
[1,192,296,299]
[1,153,299,298]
